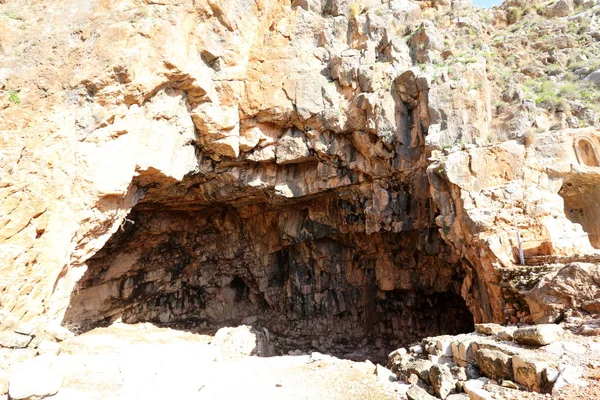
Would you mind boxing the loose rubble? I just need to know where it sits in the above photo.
[388,322,600,399]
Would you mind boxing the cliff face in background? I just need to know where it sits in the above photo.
[1,0,600,345]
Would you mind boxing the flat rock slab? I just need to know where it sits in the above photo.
[476,348,513,381]
[407,385,437,400]
[513,325,562,346]
[9,355,63,400]
[0,332,32,349]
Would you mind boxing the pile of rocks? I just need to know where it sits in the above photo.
[387,323,596,400]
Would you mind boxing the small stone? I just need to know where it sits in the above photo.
[451,366,467,381]
[430,364,455,399]
[410,344,424,354]
[407,385,437,400]
[389,348,408,358]
[493,327,517,342]
[408,373,420,385]
[513,325,562,346]
[500,380,519,389]
[8,355,63,400]
[0,332,32,349]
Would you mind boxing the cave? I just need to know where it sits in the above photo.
[63,173,475,361]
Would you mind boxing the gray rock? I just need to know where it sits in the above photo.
[465,363,481,380]
[548,0,574,18]
[513,325,562,346]
[585,69,600,88]
[430,364,455,399]
[407,385,437,400]
[9,355,63,400]
[407,359,434,383]
[475,349,513,381]
[0,332,32,349]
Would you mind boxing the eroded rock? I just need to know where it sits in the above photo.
[513,325,562,346]
[429,364,455,399]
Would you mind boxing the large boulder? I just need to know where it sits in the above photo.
[211,325,271,358]
[525,263,600,323]
[585,69,600,88]
[547,0,574,18]
[512,354,549,392]
[429,364,455,399]
[476,349,513,381]
[513,325,562,346]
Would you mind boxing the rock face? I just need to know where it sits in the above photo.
[1,0,600,364]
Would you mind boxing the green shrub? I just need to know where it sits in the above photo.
[7,90,21,105]
[508,7,522,24]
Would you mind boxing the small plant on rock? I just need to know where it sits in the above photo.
[7,90,21,105]
[507,7,522,24]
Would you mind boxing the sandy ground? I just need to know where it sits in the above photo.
[48,323,399,400]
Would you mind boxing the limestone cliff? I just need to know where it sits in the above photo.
[1,0,599,347]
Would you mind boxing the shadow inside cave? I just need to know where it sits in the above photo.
[63,195,474,364]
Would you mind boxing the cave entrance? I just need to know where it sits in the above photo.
[63,196,474,362]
